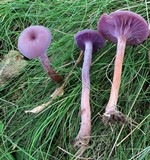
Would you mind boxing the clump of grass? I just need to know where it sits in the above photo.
[0,0,150,159]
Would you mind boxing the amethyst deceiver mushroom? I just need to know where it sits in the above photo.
[97,11,149,123]
[18,25,62,83]
[74,29,105,147]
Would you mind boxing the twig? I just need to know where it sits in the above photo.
[25,51,83,113]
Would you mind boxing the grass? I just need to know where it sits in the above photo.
[0,0,150,159]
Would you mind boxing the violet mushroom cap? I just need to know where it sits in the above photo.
[98,10,149,45]
[18,25,62,83]
[75,29,105,52]
[97,11,149,123]
[73,29,105,147]
[18,26,51,59]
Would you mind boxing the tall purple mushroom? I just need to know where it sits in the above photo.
[18,25,62,83]
[74,29,105,147]
[97,11,149,123]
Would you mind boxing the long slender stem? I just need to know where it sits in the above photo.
[76,41,92,143]
[105,37,126,113]
[39,53,62,83]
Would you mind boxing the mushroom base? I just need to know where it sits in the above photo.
[73,136,90,148]
[102,110,128,124]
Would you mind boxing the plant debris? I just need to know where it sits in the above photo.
[0,50,27,86]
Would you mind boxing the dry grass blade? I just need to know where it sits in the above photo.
[116,113,150,147]
[57,146,93,160]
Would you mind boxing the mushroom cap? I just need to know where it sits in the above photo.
[18,25,52,59]
[74,29,105,52]
[97,11,149,45]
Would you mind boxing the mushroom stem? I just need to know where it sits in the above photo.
[39,53,62,83]
[75,41,92,146]
[105,37,126,114]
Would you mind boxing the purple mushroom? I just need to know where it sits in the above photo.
[18,25,62,83]
[97,11,149,123]
[74,29,105,147]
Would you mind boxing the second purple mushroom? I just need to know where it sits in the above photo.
[74,29,105,147]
